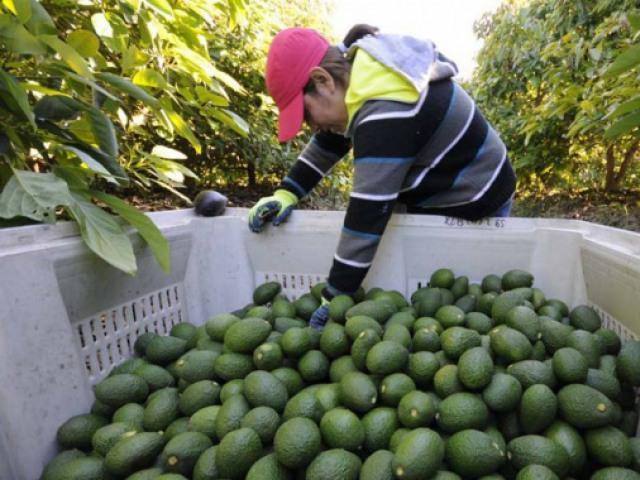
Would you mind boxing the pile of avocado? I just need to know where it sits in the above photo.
[42,268,640,480]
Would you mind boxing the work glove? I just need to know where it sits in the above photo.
[248,189,298,233]
[309,297,330,331]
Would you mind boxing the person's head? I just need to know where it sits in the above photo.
[266,24,378,141]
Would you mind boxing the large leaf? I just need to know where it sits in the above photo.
[605,44,640,77]
[0,67,35,127]
[163,107,201,153]
[608,96,640,121]
[61,70,119,103]
[39,35,94,79]
[24,0,55,35]
[62,146,118,183]
[0,170,73,222]
[92,191,170,273]
[605,111,640,139]
[34,95,83,121]
[67,30,100,58]
[66,192,137,275]
[151,145,187,160]
[0,19,46,54]
[132,68,167,90]
[91,12,128,54]
[142,0,174,19]
[209,108,249,137]
[2,0,31,23]
[96,72,160,108]
[86,106,118,159]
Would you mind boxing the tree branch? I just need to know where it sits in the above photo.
[615,139,640,185]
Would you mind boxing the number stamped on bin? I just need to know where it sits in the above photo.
[444,217,506,229]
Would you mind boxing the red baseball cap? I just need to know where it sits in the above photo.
[266,28,330,142]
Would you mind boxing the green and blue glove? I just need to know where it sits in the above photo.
[248,189,298,233]
[309,296,330,331]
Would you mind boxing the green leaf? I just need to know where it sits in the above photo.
[0,169,73,222]
[33,95,83,121]
[95,72,159,109]
[605,44,640,77]
[61,70,119,103]
[66,192,137,275]
[142,0,174,19]
[62,145,118,183]
[209,108,249,137]
[151,145,187,160]
[0,67,35,128]
[39,35,94,79]
[67,30,100,58]
[195,86,229,106]
[0,19,46,54]
[91,12,112,38]
[608,96,640,120]
[605,111,640,139]
[86,106,118,160]
[24,0,55,35]
[2,0,31,23]
[164,107,201,153]
[121,46,149,73]
[132,68,167,90]
[628,14,640,33]
[92,191,171,273]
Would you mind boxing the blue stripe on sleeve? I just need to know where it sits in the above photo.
[342,227,382,241]
[449,131,489,189]
[282,176,307,197]
[354,156,416,165]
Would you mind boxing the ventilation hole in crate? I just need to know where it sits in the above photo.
[166,289,172,308]
[161,317,168,333]
[111,311,118,333]
[77,325,86,348]
[84,355,92,375]
[105,343,113,365]
[89,319,97,343]
[96,349,104,373]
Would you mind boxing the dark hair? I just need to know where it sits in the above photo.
[343,24,379,48]
[304,24,378,93]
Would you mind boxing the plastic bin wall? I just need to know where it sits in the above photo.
[1,208,640,479]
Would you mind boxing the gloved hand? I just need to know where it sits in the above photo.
[309,297,330,331]
[248,189,298,233]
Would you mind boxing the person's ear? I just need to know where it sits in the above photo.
[308,67,335,94]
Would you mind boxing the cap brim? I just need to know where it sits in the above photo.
[277,92,304,142]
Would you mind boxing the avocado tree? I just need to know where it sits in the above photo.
[0,0,249,274]
[472,0,640,193]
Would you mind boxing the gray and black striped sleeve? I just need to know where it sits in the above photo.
[278,131,352,199]
[325,107,420,296]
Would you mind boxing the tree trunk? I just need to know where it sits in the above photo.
[247,161,256,188]
[604,145,616,192]
[614,140,640,188]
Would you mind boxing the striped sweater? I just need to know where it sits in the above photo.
[279,36,516,298]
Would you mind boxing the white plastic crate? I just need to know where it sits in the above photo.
[1,208,640,479]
